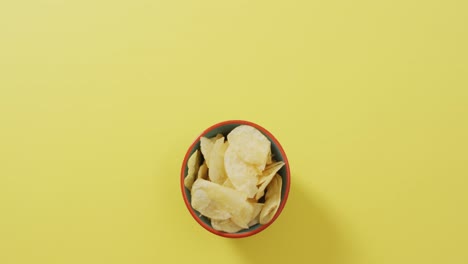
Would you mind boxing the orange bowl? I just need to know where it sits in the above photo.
[180,120,290,238]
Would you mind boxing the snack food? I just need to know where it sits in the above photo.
[185,125,284,233]
[259,174,282,225]
[183,150,200,190]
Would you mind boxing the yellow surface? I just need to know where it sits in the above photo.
[1,1,467,263]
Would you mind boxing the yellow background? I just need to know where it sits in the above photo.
[1,0,467,263]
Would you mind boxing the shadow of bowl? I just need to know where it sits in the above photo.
[230,181,348,264]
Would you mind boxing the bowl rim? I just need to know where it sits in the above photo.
[180,120,291,238]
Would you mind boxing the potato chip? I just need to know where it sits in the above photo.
[259,174,282,225]
[230,201,255,228]
[191,187,231,220]
[246,198,257,203]
[211,201,263,232]
[213,133,224,141]
[227,125,271,171]
[248,203,264,227]
[200,138,214,167]
[256,191,265,201]
[266,149,273,165]
[224,145,258,198]
[208,137,228,184]
[222,178,235,189]
[257,161,285,185]
[197,161,208,180]
[256,161,285,200]
[184,150,201,190]
[199,134,223,168]
[211,218,243,233]
[191,179,250,221]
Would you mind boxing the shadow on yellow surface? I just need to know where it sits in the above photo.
[232,178,348,264]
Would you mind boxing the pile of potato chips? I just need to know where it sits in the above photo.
[184,125,284,233]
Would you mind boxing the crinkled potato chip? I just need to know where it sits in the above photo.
[211,218,243,233]
[184,150,201,190]
[224,145,258,198]
[248,203,264,227]
[259,174,282,224]
[256,190,265,201]
[191,187,231,220]
[200,134,223,168]
[200,137,214,167]
[212,133,224,141]
[246,198,257,203]
[258,161,285,185]
[212,201,264,233]
[197,161,208,180]
[227,125,271,172]
[191,179,250,221]
[230,200,255,228]
[208,137,228,184]
[256,161,285,200]
[266,149,273,165]
[223,178,235,189]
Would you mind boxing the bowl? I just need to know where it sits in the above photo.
[180,120,290,238]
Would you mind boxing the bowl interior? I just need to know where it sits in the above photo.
[183,122,289,235]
